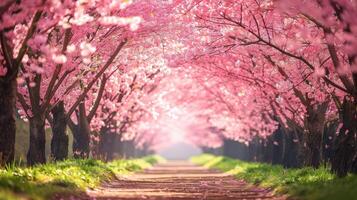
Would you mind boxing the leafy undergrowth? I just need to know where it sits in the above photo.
[191,154,357,200]
[0,155,164,200]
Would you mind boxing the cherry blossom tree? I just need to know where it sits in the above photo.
[1,0,175,165]
[166,0,345,169]
[13,2,134,165]
[1,0,356,177]
[277,0,357,177]
[0,0,43,165]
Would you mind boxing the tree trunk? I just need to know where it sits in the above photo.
[98,128,117,161]
[223,139,243,159]
[248,137,260,162]
[27,115,46,165]
[116,138,125,158]
[105,133,116,161]
[0,78,17,166]
[262,137,273,163]
[303,132,322,168]
[332,98,357,177]
[322,121,338,166]
[72,127,90,159]
[72,102,90,159]
[282,130,301,168]
[303,102,328,168]
[50,101,69,161]
[272,128,284,165]
[91,131,101,160]
[97,128,107,160]
[123,140,136,158]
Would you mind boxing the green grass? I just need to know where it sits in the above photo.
[191,154,357,200]
[0,155,164,200]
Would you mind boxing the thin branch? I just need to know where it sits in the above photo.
[17,92,30,118]
[66,39,127,119]
[87,74,108,123]
[42,68,75,113]
[15,11,42,68]
[42,28,73,112]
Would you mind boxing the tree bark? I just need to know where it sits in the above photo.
[50,101,69,161]
[303,132,322,168]
[72,102,90,159]
[248,137,260,162]
[223,139,240,159]
[98,128,117,161]
[72,127,90,159]
[0,78,16,166]
[303,102,328,168]
[322,120,338,166]
[27,114,46,165]
[282,130,301,168]
[262,137,273,163]
[272,128,284,165]
[332,98,357,177]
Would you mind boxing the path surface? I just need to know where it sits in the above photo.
[85,161,285,200]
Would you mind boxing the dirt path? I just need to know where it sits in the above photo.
[84,161,285,200]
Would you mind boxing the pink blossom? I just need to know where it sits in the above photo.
[52,54,68,64]
[80,42,96,57]
[0,66,7,76]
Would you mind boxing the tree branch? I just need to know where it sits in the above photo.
[0,31,15,82]
[42,28,73,112]
[17,92,30,118]
[87,74,108,123]
[66,39,127,120]
[15,11,42,68]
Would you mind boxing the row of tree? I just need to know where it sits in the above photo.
[1,0,357,179]
[0,0,175,166]
[171,0,357,177]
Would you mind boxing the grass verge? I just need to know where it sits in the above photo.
[191,154,357,200]
[0,155,164,200]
